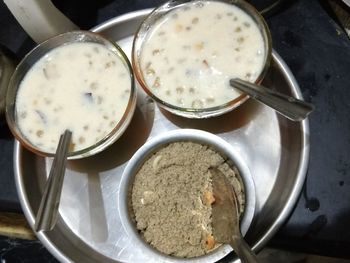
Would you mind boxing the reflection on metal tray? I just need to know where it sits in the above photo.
[14,9,310,263]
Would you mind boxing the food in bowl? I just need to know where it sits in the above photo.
[133,0,271,117]
[6,31,136,158]
[119,129,256,262]
[131,141,245,258]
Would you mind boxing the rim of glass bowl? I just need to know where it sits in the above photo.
[5,30,136,160]
[132,0,272,119]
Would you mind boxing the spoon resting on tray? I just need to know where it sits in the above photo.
[35,129,72,232]
[211,167,258,263]
[230,78,314,122]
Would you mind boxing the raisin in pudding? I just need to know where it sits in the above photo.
[133,0,271,117]
[14,39,133,155]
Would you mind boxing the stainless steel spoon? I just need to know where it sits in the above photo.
[230,78,315,121]
[35,129,72,232]
[211,167,258,263]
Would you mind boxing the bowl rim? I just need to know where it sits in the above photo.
[5,30,137,160]
[132,0,272,118]
[118,129,256,262]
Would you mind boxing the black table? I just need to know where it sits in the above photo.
[1,0,350,261]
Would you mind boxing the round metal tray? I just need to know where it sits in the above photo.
[14,9,310,263]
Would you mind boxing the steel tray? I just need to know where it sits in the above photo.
[14,9,310,263]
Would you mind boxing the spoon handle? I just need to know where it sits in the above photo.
[35,129,72,232]
[230,234,259,263]
[230,78,315,121]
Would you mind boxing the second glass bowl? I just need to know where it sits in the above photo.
[132,0,272,118]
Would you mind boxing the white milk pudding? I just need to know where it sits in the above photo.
[140,0,266,109]
[15,42,131,153]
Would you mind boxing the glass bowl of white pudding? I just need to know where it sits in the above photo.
[132,0,272,118]
[5,31,136,159]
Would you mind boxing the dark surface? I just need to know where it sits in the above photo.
[268,0,350,258]
[1,0,350,261]
[0,235,57,263]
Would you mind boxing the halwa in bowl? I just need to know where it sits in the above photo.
[119,129,256,262]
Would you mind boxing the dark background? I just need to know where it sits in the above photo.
[1,0,350,261]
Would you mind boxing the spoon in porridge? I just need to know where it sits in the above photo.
[230,78,314,121]
[35,129,71,232]
[211,167,258,263]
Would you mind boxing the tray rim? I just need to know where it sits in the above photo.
[12,8,310,263]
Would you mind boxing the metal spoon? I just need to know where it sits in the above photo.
[230,78,315,121]
[35,129,72,232]
[211,167,258,263]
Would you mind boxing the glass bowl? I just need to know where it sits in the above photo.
[5,30,136,160]
[119,129,256,262]
[132,0,272,118]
